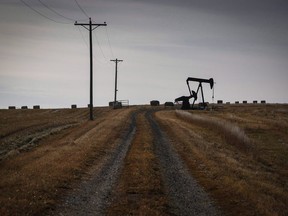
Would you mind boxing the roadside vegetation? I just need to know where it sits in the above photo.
[0,108,134,215]
[156,104,288,216]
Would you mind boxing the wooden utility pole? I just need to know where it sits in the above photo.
[110,59,123,108]
[75,18,107,120]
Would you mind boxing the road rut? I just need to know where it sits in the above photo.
[47,108,220,215]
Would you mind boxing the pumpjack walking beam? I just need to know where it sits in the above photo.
[75,18,107,120]
[186,77,214,109]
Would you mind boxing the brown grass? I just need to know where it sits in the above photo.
[156,105,288,216]
[106,112,169,215]
[176,110,251,153]
[0,108,134,215]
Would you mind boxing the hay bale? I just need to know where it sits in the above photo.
[71,104,77,109]
[243,101,247,104]
[235,101,239,104]
[164,102,174,107]
[253,101,257,104]
[33,105,40,109]
[21,106,28,109]
[217,100,223,104]
[8,106,16,110]
[150,100,160,106]
[261,100,266,104]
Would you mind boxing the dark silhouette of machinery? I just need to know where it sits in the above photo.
[175,77,214,110]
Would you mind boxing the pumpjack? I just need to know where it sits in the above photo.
[175,77,214,110]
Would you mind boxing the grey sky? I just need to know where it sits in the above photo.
[0,0,287,108]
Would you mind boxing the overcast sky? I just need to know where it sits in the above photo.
[0,0,287,108]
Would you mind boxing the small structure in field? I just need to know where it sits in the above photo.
[253,101,258,104]
[235,101,239,104]
[261,100,266,104]
[71,104,77,109]
[164,102,174,107]
[109,101,122,109]
[150,100,160,106]
[217,100,223,104]
[33,105,40,109]
[21,106,28,109]
[243,101,248,104]
[8,106,16,109]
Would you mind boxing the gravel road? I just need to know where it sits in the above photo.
[48,109,220,215]
[147,110,220,216]
[47,113,137,216]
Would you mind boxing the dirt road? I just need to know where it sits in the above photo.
[48,108,220,215]
[1,105,287,215]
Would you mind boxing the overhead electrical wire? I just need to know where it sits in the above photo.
[74,0,90,19]
[20,0,116,66]
[20,0,70,24]
[94,32,108,62]
[105,27,115,59]
[37,0,75,22]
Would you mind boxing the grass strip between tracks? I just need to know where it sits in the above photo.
[106,111,170,215]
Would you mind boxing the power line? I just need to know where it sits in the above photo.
[76,26,110,66]
[105,26,115,59]
[74,0,89,19]
[93,32,107,62]
[20,0,70,24]
[38,0,75,22]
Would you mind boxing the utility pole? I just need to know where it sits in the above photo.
[110,58,123,108]
[75,18,107,120]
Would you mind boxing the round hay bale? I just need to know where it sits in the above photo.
[164,102,174,107]
[150,100,160,106]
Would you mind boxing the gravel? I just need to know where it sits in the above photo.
[146,110,221,216]
[47,114,137,216]
[48,109,221,215]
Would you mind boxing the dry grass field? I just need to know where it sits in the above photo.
[0,104,287,215]
[156,104,288,216]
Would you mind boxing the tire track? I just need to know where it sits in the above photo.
[146,110,221,216]
[47,111,137,216]
[46,108,220,215]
